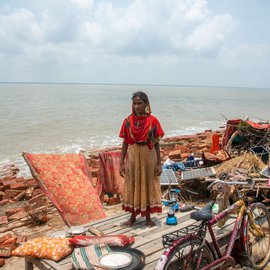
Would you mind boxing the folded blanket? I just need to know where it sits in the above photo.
[72,244,111,270]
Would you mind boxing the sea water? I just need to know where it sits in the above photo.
[0,83,269,177]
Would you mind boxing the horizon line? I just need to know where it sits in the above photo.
[0,81,269,89]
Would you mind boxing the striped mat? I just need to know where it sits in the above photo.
[72,244,112,270]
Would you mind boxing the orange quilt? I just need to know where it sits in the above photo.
[23,153,106,226]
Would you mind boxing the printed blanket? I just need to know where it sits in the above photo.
[23,153,106,226]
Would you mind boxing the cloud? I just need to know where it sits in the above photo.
[0,8,41,53]
[0,0,236,57]
[186,14,236,54]
[71,0,94,9]
[0,0,269,87]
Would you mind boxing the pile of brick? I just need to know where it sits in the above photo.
[0,165,51,267]
[0,233,27,267]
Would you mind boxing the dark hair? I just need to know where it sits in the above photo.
[132,91,149,104]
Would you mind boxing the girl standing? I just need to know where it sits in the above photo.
[119,91,164,227]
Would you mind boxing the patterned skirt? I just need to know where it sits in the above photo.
[122,144,162,217]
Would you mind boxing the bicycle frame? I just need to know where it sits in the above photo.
[156,199,265,270]
[201,199,264,270]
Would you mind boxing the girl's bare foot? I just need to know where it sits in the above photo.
[124,216,136,227]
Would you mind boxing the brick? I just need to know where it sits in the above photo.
[197,143,210,150]
[29,202,47,209]
[5,208,25,217]
[0,233,12,244]
[0,244,16,254]
[14,177,25,182]
[31,188,43,197]
[174,144,187,152]
[9,182,28,190]
[7,211,27,221]
[168,150,181,160]
[3,189,22,198]
[181,152,190,159]
[2,236,17,245]
[0,258,5,267]
[2,179,16,187]
[0,199,10,206]
[26,179,38,187]
[28,193,47,204]
[0,191,4,201]
[0,216,8,226]
[13,190,26,201]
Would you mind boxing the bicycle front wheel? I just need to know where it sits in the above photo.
[163,239,215,270]
[247,202,270,269]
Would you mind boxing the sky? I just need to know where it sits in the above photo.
[0,0,270,88]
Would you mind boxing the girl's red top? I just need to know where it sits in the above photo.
[119,113,164,149]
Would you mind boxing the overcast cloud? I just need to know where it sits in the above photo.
[0,0,269,87]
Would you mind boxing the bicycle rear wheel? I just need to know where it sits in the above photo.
[163,239,214,270]
[247,202,270,269]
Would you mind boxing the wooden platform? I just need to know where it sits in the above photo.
[25,208,235,270]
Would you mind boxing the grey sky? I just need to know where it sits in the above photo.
[0,0,269,87]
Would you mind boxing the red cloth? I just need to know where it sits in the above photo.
[246,121,270,130]
[210,133,220,153]
[119,114,164,149]
[98,151,124,195]
[23,153,106,226]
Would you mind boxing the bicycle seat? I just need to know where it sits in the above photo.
[190,201,214,221]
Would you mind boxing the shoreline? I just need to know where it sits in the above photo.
[0,127,225,188]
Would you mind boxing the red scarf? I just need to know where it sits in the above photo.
[119,113,164,149]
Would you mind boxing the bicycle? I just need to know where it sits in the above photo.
[155,179,270,270]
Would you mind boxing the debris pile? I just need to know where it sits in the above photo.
[0,165,53,267]
[223,119,270,155]
[215,152,266,177]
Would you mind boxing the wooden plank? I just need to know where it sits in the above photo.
[29,207,236,270]
[25,258,55,270]
[84,212,129,228]
[133,218,198,249]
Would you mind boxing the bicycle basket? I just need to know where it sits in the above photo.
[162,224,202,248]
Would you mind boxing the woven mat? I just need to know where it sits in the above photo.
[72,244,111,270]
